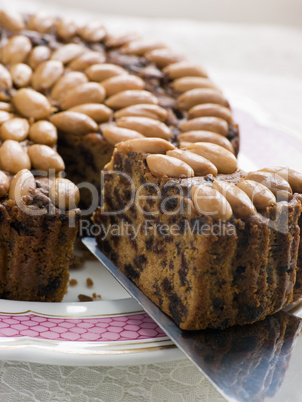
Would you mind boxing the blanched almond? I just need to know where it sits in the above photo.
[180,117,229,136]
[27,11,55,33]
[187,142,237,174]
[212,180,256,217]
[259,166,302,194]
[29,120,57,145]
[80,20,106,42]
[116,116,171,140]
[69,104,112,123]
[56,17,78,40]
[28,46,51,70]
[0,170,10,197]
[13,88,52,120]
[236,180,276,210]
[0,102,12,112]
[50,71,88,101]
[85,63,128,82]
[171,77,220,93]
[2,35,32,64]
[28,144,65,172]
[61,82,106,110]
[188,103,233,124]
[105,90,159,109]
[114,104,168,121]
[10,63,32,87]
[0,64,12,91]
[101,75,145,97]
[106,32,141,48]
[145,49,185,68]
[0,111,12,124]
[102,126,143,146]
[0,140,31,174]
[51,44,86,64]
[121,40,166,55]
[0,10,25,31]
[68,50,105,71]
[179,131,234,153]
[177,88,230,110]
[191,185,232,221]
[163,61,208,79]
[32,60,64,91]
[50,111,98,135]
[245,171,292,201]
[1,118,29,141]
[147,154,193,178]
[50,178,80,210]
[9,169,36,203]
[166,149,217,176]
[116,137,176,154]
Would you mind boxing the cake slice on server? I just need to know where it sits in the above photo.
[94,138,302,330]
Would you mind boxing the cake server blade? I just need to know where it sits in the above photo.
[82,237,302,402]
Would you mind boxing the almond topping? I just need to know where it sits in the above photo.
[177,88,230,110]
[186,142,237,174]
[171,77,220,93]
[50,178,80,210]
[28,46,51,70]
[105,90,159,109]
[188,103,233,124]
[49,111,98,135]
[27,11,55,33]
[166,149,217,176]
[0,140,31,174]
[0,10,25,31]
[212,180,257,217]
[85,63,128,82]
[236,180,276,210]
[116,138,176,154]
[13,88,52,120]
[29,121,58,146]
[80,20,106,42]
[121,40,166,55]
[60,82,106,110]
[259,166,302,194]
[0,171,10,197]
[69,104,112,123]
[51,44,87,65]
[116,116,171,140]
[163,62,208,79]
[68,51,106,71]
[56,17,78,40]
[10,63,32,88]
[9,169,36,203]
[146,154,194,178]
[0,64,12,91]
[179,131,234,153]
[50,72,88,102]
[101,75,145,97]
[191,185,232,221]
[114,104,168,121]
[245,171,292,201]
[145,49,185,68]
[180,117,229,136]
[28,144,65,172]
[0,111,12,124]
[102,126,143,146]
[1,118,29,142]
[32,60,64,91]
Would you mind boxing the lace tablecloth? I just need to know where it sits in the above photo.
[1,1,302,401]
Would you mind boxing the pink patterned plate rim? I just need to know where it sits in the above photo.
[0,94,302,366]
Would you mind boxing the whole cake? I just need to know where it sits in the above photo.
[0,9,301,331]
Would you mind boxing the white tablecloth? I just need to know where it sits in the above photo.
[1,1,302,401]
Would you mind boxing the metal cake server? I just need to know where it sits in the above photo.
[83,237,302,402]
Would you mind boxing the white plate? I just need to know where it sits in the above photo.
[0,94,302,366]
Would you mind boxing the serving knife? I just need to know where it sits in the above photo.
[83,237,302,402]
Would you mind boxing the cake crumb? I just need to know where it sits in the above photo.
[93,292,102,300]
[78,294,93,302]
[86,277,94,287]
[69,279,78,286]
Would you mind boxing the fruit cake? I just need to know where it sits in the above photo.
[94,139,302,330]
